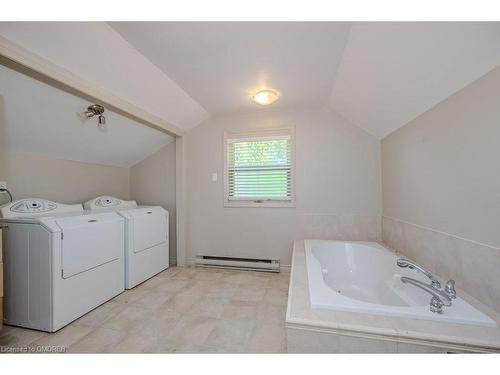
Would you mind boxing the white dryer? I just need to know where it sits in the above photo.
[84,196,169,289]
[0,198,125,332]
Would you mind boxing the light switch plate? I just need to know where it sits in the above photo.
[211,173,218,182]
[0,181,6,190]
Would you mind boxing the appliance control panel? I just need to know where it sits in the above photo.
[0,199,83,218]
[11,199,57,213]
[84,196,137,210]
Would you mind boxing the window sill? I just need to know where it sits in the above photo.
[224,200,295,208]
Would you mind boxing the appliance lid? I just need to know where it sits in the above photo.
[119,206,167,217]
[54,212,124,229]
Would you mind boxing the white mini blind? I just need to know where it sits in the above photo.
[226,133,293,202]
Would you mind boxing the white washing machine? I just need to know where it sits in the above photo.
[0,198,125,332]
[84,196,169,289]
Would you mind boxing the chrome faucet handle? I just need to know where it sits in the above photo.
[430,296,444,314]
[430,279,441,289]
[444,280,456,299]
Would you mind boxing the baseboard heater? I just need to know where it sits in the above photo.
[195,255,280,273]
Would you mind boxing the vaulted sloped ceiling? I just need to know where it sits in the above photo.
[330,22,500,139]
[0,22,209,130]
[110,22,500,139]
[0,64,174,168]
[110,22,352,114]
[1,22,500,169]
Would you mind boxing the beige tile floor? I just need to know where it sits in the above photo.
[0,267,290,353]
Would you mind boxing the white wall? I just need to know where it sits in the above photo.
[185,107,382,266]
[382,66,500,249]
[0,150,130,206]
[130,143,177,263]
[382,66,500,312]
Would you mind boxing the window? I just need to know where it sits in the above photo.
[224,128,295,207]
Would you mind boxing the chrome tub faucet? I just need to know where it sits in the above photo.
[397,258,457,313]
[400,276,452,313]
[396,258,441,288]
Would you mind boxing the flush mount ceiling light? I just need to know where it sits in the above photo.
[252,89,280,106]
[84,104,107,131]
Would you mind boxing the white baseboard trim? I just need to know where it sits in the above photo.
[185,258,196,267]
[280,265,291,273]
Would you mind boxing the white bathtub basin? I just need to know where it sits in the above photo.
[305,240,496,327]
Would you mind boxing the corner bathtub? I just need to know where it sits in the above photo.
[305,240,496,328]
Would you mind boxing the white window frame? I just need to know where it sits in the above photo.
[223,127,296,208]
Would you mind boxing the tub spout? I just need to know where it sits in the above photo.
[397,258,441,289]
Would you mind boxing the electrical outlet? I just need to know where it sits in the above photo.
[0,181,7,190]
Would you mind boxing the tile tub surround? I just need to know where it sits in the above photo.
[296,214,382,243]
[186,214,382,268]
[0,267,289,353]
[286,240,500,353]
[382,216,500,314]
